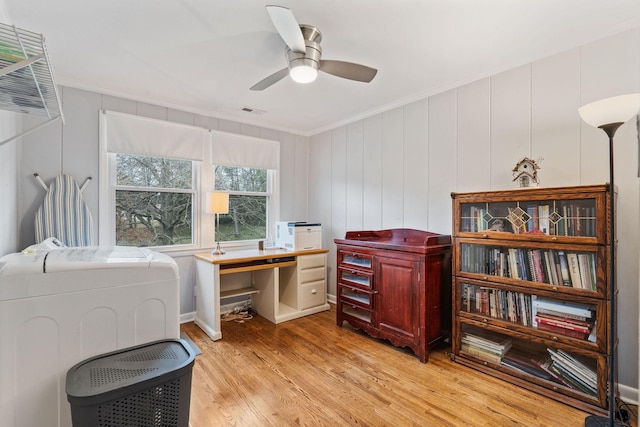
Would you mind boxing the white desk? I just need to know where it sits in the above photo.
[194,248,329,340]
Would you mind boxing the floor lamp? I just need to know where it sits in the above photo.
[207,191,229,255]
[578,93,640,427]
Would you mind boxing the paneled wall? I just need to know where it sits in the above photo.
[18,88,310,316]
[310,28,640,393]
[0,110,21,257]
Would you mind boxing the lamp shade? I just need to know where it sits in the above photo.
[578,93,640,127]
[206,192,229,214]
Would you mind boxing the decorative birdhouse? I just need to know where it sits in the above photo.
[512,157,541,188]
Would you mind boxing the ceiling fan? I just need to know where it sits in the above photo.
[250,5,378,91]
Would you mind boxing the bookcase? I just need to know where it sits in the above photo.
[450,185,611,414]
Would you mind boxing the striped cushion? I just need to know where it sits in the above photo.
[34,175,95,246]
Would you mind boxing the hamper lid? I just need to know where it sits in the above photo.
[66,339,195,399]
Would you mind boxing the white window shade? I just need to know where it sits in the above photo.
[211,130,279,170]
[101,110,206,161]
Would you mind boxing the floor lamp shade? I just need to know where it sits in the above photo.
[206,192,229,215]
[578,93,640,128]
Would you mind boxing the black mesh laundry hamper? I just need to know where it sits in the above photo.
[66,339,195,427]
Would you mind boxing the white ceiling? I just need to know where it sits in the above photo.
[3,0,640,135]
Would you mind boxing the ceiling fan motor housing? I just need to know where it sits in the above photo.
[286,39,321,72]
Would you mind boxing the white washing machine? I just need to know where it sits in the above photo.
[0,246,180,427]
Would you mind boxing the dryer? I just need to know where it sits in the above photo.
[0,246,180,427]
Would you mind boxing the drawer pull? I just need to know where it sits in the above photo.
[311,289,317,295]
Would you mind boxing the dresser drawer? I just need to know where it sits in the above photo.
[338,250,373,271]
[339,303,373,324]
[338,267,373,289]
[299,266,325,284]
[300,281,326,310]
[338,284,373,309]
[298,253,326,270]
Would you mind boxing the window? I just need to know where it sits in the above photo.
[214,166,271,242]
[115,154,195,247]
[100,110,206,249]
[211,130,280,246]
[100,111,280,250]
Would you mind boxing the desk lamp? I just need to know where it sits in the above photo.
[578,93,640,427]
[207,192,229,255]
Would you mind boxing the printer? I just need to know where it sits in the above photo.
[275,222,322,251]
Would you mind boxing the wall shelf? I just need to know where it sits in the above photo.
[0,23,64,147]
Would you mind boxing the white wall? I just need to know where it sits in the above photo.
[18,87,310,316]
[310,28,640,395]
[0,110,20,257]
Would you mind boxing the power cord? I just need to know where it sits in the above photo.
[614,396,635,426]
[221,302,253,323]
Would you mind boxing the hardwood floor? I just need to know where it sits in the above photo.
[181,305,636,427]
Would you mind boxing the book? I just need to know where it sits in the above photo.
[543,250,558,286]
[566,253,583,289]
[526,205,537,232]
[531,296,594,318]
[531,355,572,387]
[461,343,503,364]
[535,315,591,333]
[502,350,552,380]
[549,363,597,395]
[462,331,512,354]
[538,204,550,234]
[533,311,593,328]
[547,348,597,386]
[577,253,593,291]
[508,248,519,279]
[532,249,545,283]
[535,320,589,340]
[557,251,571,286]
[535,307,592,322]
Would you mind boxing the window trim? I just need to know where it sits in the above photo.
[103,152,201,251]
[213,167,278,249]
[99,111,281,253]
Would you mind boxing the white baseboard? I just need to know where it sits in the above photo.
[619,383,638,405]
[180,312,195,324]
[327,293,336,304]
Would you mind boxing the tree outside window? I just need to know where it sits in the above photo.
[115,154,193,247]
[214,165,268,241]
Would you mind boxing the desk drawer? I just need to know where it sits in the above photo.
[300,281,326,310]
[298,253,326,270]
[300,266,325,284]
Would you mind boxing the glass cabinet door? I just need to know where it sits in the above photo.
[457,242,603,295]
[458,282,601,349]
[459,198,598,238]
[459,323,600,401]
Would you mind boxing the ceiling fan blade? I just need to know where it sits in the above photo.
[319,60,378,83]
[266,5,306,53]
[250,68,289,91]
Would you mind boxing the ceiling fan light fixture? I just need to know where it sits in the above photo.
[289,63,318,84]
